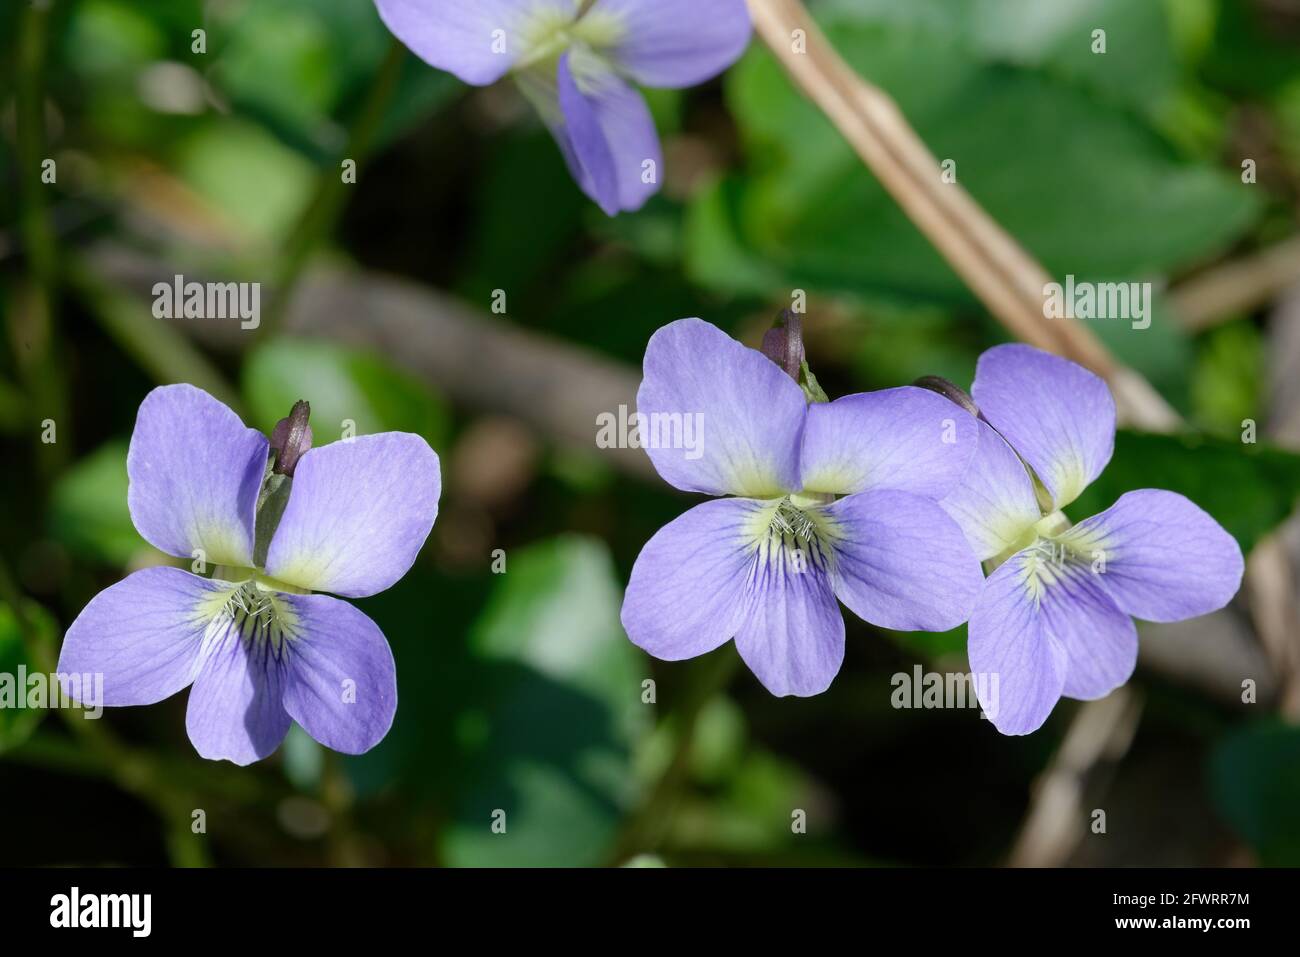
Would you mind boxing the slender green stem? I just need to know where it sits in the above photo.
[14,0,68,476]
[17,2,55,287]
[321,751,361,865]
[262,40,407,335]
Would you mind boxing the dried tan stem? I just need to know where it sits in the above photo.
[1007,689,1143,867]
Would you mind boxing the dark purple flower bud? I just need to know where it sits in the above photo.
[913,376,981,418]
[761,310,804,381]
[270,400,313,477]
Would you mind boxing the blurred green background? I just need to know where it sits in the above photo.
[2,0,1300,866]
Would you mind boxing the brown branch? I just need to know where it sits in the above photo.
[1171,235,1300,332]
[283,265,655,479]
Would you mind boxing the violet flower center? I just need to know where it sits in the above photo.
[515,4,626,74]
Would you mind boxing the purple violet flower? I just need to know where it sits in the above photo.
[57,384,441,765]
[620,319,984,696]
[373,0,752,214]
[937,345,1245,736]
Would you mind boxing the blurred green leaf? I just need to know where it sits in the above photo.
[64,0,166,78]
[683,178,788,299]
[689,695,748,785]
[1191,320,1262,434]
[1203,0,1300,97]
[887,623,969,660]
[0,602,58,753]
[442,535,650,867]
[458,131,586,307]
[282,724,324,793]
[0,376,26,433]
[210,2,340,151]
[61,0,195,146]
[173,119,315,243]
[48,442,146,567]
[669,747,822,857]
[691,4,1260,318]
[242,337,450,448]
[210,0,458,159]
[1070,431,1300,556]
[340,567,491,805]
[821,0,1179,115]
[1211,721,1300,865]
[854,305,986,389]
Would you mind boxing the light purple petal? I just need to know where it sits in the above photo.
[264,433,440,598]
[555,52,662,215]
[800,387,978,498]
[186,615,291,766]
[57,567,226,706]
[596,0,752,88]
[280,594,397,755]
[966,551,1067,735]
[939,417,1042,562]
[825,489,983,632]
[972,344,1115,510]
[1056,568,1139,702]
[1058,489,1245,623]
[373,0,572,85]
[733,548,843,698]
[127,384,267,566]
[968,548,1136,734]
[636,319,806,497]
[621,497,761,661]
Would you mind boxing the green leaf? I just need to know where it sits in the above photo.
[457,132,587,307]
[886,623,969,660]
[209,0,458,161]
[670,746,822,856]
[441,536,650,867]
[0,602,59,753]
[852,304,986,390]
[1211,721,1300,865]
[693,5,1260,309]
[63,0,167,78]
[173,119,315,244]
[820,0,1180,115]
[1202,0,1300,97]
[242,337,450,449]
[48,441,147,567]
[282,725,325,793]
[209,3,340,153]
[683,178,789,299]
[1070,431,1300,556]
[1191,320,1262,435]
